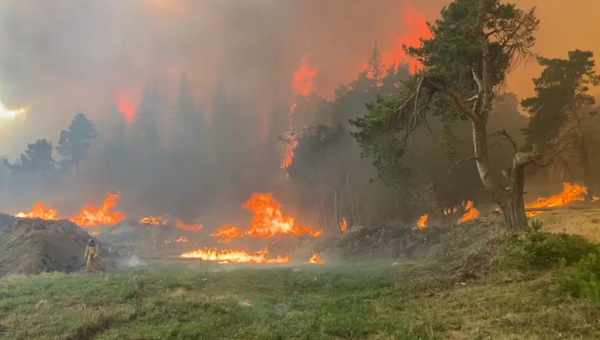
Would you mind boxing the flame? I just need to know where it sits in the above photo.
[281,136,299,170]
[16,202,60,220]
[292,57,318,97]
[115,90,138,124]
[244,193,322,239]
[457,201,480,224]
[526,182,588,217]
[175,236,189,243]
[175,219,204,233]
[416,214,429,230]
[339,217,349,234]
[212,224,243,243]
[139,215,166,226]
[381,0,432,72]
[70,193,125,227]
[180,248,289,264]
[308,253,325,265]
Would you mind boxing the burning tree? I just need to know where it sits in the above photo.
[351,0,540,228]
[522,50,600,199]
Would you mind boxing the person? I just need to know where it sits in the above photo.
[84,239,101,272]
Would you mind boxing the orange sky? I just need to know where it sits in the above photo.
[506,0,600,98]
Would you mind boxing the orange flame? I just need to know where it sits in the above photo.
[457,201,480,224]
[244,193,323,239]
[16,202,60,220]
[381,0,432,72]
[115,92,137,124]
[281,136,299,170]
[292,57,318,97]
[139,216,165,226]
[526,182,588,217]
[308,253,325,265]
[70,193,125,227]
[175,219,204,233]
[180,248,290,265]
[212,224,243,243]
[416,214,429,230]
[175,236,189,243]
[339,217,349,234]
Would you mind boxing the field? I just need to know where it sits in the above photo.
[1,257,599,340]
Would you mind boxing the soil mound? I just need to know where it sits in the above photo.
[0,214,101,276]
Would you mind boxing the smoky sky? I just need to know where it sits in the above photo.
[2,0,597,156]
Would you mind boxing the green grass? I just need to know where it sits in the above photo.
[1,261,599,340]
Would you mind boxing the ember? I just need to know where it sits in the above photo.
[339,217,349,234]
[416,214,429,230]
[16,202,60,220]
[70,193,125,227]
[308,252,325,265]
[180,248,289,264]
[175,219,204,233]
[139,216,166,226]
[175,236,189,243]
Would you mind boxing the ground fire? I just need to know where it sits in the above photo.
[180,248,290,265]
[458,201,481,224]
[308,252,325,265]
[70,192,125,227]
[416,214,429,230]
[175,219,204,233]
[526,182,588,217]
[210,193,322,243]
[212,224,243,243]
[139,216,166,226]
[16,202,60,220]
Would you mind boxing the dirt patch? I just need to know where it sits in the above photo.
[0,214,113,276]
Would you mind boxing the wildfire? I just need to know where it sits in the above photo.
[339,217,349,234]
[180,248,290,265]
[115,90,138,124]
[281,135,299,170]
[139,215,165,226]
[292,57,318,97]
[308,252,325,265]
[244,193,323,239]
[70,192,125,227]
[212,225,243,243]
[175,236,189,243]
[16,202,60,220]
[457,201,480,224]
[381,0,432,72]
[416,214,429,230]
[175,219,204,233]
[526,182,588,217]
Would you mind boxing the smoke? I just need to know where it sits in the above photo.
[0,0,597,228]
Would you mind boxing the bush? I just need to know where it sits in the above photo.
[559,253,600,304]
[507,222,598,269]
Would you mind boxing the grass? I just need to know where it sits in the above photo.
[1,260,600,340]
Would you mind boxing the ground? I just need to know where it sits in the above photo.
[1,208,600,339]
[1,259,598,339]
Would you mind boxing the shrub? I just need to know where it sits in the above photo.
[506,221,598,269]
[559,253,600,304]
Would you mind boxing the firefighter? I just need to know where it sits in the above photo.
[84,239,101,272]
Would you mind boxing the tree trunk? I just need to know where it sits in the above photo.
[471,121,528,230]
